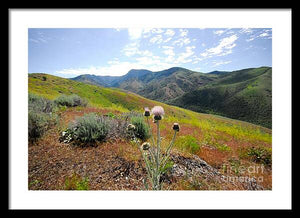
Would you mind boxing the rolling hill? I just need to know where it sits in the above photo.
[168,67,272,128]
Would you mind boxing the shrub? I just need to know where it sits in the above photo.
[28,111,50,141]
[28,93,57,142]
[67,113,110,145]
[54,94,87,107]
[28,93,55,113]
[130,116,150,141]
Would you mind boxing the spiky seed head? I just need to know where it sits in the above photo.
[141,142,150,150]
[172,123,180,132]
[144,107,151,117]
[153,115,162,120]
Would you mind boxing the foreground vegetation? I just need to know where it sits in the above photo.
[28,73,272,190]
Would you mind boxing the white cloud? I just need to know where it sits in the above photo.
[139,50,153,57]
[165,29,175,37]
[122,42,155,58]
[152,28,164,34]
[162,46,175,55]
[214,30,225,36]
[149,34,163,44]
[29,34,49,44]
[212,60,232,67]
[200,34,238,58]
[175,46,195,64]
[142,28,153,38]
[246,29,272,42]
[122,42,140,57]
[29,38,40,43]
[162,46,175,62]
[179,29,188,37]
[246,37,255,42]
[54,61,145,77]
[239,28,254,34]
[259,32,269,37]
[172,37,191,47]
[128,28,143,40]
[164,37,172,43]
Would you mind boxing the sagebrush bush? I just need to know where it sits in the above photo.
[28,111,50,141]
[28,93,57,142]
[68,113,110,144]
[54,94,87,107]
[28,93,55,113]
[130,116,150,141]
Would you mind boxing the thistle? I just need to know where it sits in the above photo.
[144,107,151,117]
[128,106,179,190]
[141,142,150,150]
[172,123,180,132]
[151,106,165,121]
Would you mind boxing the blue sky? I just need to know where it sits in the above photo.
[28,28,272,78]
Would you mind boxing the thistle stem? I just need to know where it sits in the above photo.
[161,131,177,169]
[146,116,156,165]
[156,120,161,189]
[140,148,154,189]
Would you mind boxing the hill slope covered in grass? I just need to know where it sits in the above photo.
[168,67,272,128]
[28,73,272,190]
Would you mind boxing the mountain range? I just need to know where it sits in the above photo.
[71,66,272,128]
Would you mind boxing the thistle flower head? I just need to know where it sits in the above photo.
[151,106,164,120]
[127,124,136,131]
[151,106,165,116]
[144,107,151,117]
[172,123,180,132]
[141,142,151,150]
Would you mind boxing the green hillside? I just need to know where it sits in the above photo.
[168,67,272,128]
[28,73,146,112]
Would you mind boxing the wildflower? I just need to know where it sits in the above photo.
[127,124,136,131]
[151,106,165,120]
[172,123,180,132]
[144,107,151,117]
[141,142,151,150]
